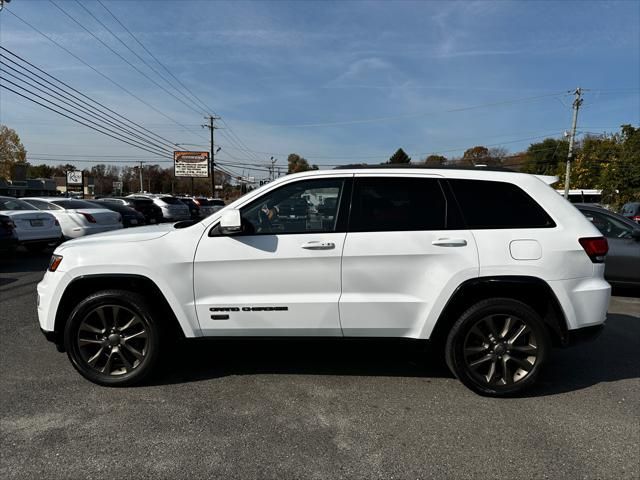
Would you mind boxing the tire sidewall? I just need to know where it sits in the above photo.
[446,299,550,397]
[64,290,160,387]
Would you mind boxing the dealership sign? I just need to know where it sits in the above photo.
[66,170,83,185]
[174,151,210,178]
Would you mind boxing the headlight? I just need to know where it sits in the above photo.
[48,254,63,272]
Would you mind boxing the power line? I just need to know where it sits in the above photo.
[93,0,262,162]
[1,47,180,150]
[70,0,208,117]
[0,57,175,154]
[4,8,205,143]
[267,92,569,128]
[1,84,172,158]
[94,0,208,116]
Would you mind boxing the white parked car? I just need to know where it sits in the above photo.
[22,198,122,239]
[37,167,610,396]
[0,196,62,251]
[129,195,190,222]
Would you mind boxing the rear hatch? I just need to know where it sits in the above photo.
[158,196,189,215]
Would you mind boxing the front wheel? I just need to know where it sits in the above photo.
[445,298,550,397]
[64,290,161,386]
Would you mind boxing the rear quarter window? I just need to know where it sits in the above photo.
[448,179,555,229]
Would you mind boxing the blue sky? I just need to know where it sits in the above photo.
[1,0,639,177]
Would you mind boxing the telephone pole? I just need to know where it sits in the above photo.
[564,87,583,199]
[202,115,220,197]
[138,161,144,193]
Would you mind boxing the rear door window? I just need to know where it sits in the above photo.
[349,177,448,232]
[448,179,555,229]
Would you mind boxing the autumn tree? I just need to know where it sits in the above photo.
[388,148,411,164]
[287,153,317,173]
[0,125,27,180]
[423,154,447,166]
[461,146,491,166]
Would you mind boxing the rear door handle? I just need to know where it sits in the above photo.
[431,238,468,247]
[301,241,335,250]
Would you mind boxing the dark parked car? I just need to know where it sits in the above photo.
[621,202,640,224]
[576,204,640,287]
[0,214,19,254]
[179,198,201,219]
[88,200,145,228]
[97,197,163,224]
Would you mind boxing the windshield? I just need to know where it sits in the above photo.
[0,198,38,211]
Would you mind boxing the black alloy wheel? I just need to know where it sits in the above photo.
[445,298,550,396]
[64,290,161,386]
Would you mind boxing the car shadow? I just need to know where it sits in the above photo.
[152,337,451,386]
[0,248,51,274]
[150,311,639,397]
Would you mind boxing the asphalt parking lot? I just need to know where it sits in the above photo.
[1,250,639,479]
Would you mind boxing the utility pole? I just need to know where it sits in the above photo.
[564,87,583,199]
[138,161,144,193]
[202,115,220,198]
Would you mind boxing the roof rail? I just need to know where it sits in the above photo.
[332,164,516,172]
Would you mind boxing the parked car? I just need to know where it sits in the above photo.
[22,198,122,239]
[0,196,63,251]
[192,197,219,217]
[576,204,640,286]
[210,198,226,213]
[38,167,610,396]
[0,214,19,254]
[128,195,190,222]
[98,197,163,225]
[178,198,201,219]
[88,200,145,228]
[620,202,640,224]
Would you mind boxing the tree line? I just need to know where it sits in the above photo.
[2,123,639,207]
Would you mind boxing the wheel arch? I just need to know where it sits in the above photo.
[53,274,187,350]
[429,276,569,348]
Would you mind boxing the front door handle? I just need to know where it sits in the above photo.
[301,241,335,250]
[431,238,468,247]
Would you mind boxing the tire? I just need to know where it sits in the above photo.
[64,290,162,387]
[445,298,550,397]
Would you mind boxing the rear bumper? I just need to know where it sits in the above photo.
[548,276,611,330]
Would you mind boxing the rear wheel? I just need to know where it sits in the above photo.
[445,298,549,397]
[64,290,161,386]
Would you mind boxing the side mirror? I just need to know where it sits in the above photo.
[219,209,242,235]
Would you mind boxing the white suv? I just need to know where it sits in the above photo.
[37,167,610,396]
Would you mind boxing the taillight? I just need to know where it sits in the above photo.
[79,212,97,223]
[1,218,16,230]
[579,237,608,263]
[632,215,640,223]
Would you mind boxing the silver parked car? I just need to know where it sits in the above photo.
[128,195,190,222]
[576,204,640,287]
